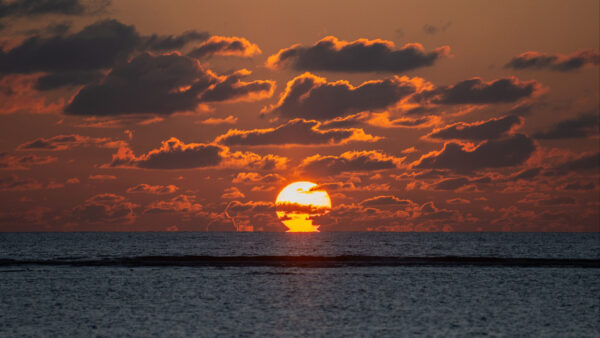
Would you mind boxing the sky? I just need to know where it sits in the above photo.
[0,0,598,232]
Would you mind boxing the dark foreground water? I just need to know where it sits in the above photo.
[1,233,599,337]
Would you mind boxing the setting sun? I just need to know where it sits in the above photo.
[275,181,331,232]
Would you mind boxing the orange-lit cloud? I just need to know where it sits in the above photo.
[188,36,261,59]
[126,184,179,195]
[0,153,57,170]
[299,150,404,177]
[264,72,427,120]
[107,137,288,171]
[198,115,238,125]
[215,118,381,147]
[424,115,523,142]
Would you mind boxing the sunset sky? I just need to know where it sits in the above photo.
[0,0,598,232]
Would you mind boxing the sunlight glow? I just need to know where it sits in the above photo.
[275,181,331,232]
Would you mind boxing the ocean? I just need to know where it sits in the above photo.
[1,232,599,337]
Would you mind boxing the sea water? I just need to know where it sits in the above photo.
[1,233,599,336]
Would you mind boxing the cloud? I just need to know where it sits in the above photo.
[65,53,274,116]
[0,74,64,114]
[0,19,210,89]
[107,137,287,171]
[422,22,452,35]
[534,113,599,139]
[126,183,178,194]
[222,187,245,199]
[71,193,137,225]
[1,20,140,75]
[505,50,600,71]
[265,72,423,120]
[88,174,115,180]
[0,175,43,191]
[0,0,109,18]
[299,150,404,176]
[142,31,209,52]
[215,118,381,147]
[447,198,470,204]
[414,77,541,105]
[17,134,125,150]
[198,115,237,125]
[232,172,285,184]
[0,152,57,170]
[360,195,415,208]
[266,36,450,72]
[553,152,600,174]
[413,134,536,172]
[425,115,523,141]
[365,111,441,129]
[145,195,202,214]
[188,36,261,59]
[225,200,284,231]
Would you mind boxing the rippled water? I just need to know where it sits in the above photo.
[1,233,599,336]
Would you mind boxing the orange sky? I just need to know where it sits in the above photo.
[0,0,598,231]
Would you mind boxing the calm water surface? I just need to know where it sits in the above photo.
[1,233,598,337]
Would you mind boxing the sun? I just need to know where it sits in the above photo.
[275,181,331,232]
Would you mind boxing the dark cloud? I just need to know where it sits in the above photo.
[360,195,414,207]
[215,118,380,147]
[505,50,600,72]
[17,134,124,150]
[422,22,452,35]
[0,153,57,170]
[413,134,536,172]
[0,0,109,18]
[71,193,137,225]
[561,182,595,191]
[509,167,542,181]
[143,31,209,52]
[414,77,540,105]
[145,195,202,214]
[266,36,450,73]
[126,184,178,195]
[188,36,261,59]
[299,150,403,177]
[107,137,287,171]
[1,20,140,74]
[553,152,600,173]
[225,200,284,232]
[34,70,104,90]
[0,175,43,191]
[65,53,274,116]
[0,19,209,89]
[534,113,599,139]
[425,115,523,141]
[266,72,420,120]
